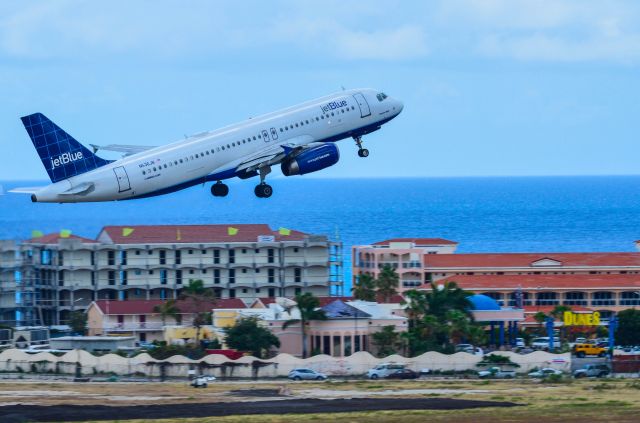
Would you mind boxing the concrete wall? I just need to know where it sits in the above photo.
[0,348,570,378]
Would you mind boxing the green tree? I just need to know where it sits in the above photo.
[534,311,548,334]
[550,305,572,342]
[282,292,327,358]
[224,316,281,358]
[615,309,640,346]
[153,299,182,326]
[352,273,377,301]
[375,265,399,303]
[179,279,215,345]
[69,310,87,335]
[372,325,402,357]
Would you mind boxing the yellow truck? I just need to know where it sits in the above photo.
[572,343,607,358]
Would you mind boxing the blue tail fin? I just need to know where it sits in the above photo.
[20,113,112,183]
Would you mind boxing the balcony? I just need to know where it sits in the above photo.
[103,322,164,331]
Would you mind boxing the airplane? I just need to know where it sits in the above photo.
[11,89,403,202]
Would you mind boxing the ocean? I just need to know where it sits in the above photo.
[2,176,640,292]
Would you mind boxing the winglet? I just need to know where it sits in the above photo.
[281,145,294,155]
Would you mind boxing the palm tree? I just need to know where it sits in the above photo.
[153,299,181,327]
[375,265,399,303]
[402,289,428,330]
[179,279,215,345]
[282,292,327,358]
[534,311,548,334]
[352,273,376,301]
[551,305,572,343]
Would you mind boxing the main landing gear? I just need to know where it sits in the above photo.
[211,181,229,197]
[354,136,369,157]
[254,166,273,198]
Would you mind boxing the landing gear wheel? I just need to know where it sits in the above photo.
[211,182,229,197]
[358,148,369,158]
[254,183,273,198]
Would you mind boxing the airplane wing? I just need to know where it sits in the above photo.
[89,144,156,156]
[235,135,318,173]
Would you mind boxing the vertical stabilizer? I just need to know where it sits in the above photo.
[20,113,112,183]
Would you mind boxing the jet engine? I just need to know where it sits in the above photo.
[281,144,340,176]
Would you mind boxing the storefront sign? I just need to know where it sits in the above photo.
[563,311,600,326]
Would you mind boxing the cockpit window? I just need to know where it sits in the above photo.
[376,92,388,102]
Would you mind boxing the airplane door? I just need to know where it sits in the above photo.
[270,127,278,141]
[353,93,371,118]
[261,129,270,142]
[113,166,131,192]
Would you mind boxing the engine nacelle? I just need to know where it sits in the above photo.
[281,143,340,176]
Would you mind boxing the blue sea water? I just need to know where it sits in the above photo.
[1,176,640,292]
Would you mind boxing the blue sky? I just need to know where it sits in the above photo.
[1,0,639,180]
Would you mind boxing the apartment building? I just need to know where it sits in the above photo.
[0,224,342,326]
[353,238,640,318]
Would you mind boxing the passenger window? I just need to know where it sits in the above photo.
[258,134,261,139]
[195,154,199,158]
[305,120,309,124]
[352,106,355,110]
[295,123,299,127]
[285,126,288,130]
[142,170,146,175]
[205,151,209,155]
[252,136,256,140]
[164,164,167,168]
[316,117,319,121]
[179,159,183,163]
[221,146,225,150]
[280,128,283,132]
[331,112,334,116]
[226,144,230,148]
[300,121,303,126]
[190,155,194,160]
[231,143,235,147]
[211,149,214,154]
[153,167,156,171]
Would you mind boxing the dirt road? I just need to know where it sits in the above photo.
[2,397,517,422]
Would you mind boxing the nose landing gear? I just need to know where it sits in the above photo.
[354,136,369,157]
[254,166,273,198]
[211,181,229,197]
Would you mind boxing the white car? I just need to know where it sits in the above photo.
[191,375,216,388]
[531,337,560,350]
[288,368,327,381]
[515,338,525,348]
[528,368,563,378]
[367,363,406,379]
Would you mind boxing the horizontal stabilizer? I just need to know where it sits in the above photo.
[9,186,46,194]
[90,143,155,156]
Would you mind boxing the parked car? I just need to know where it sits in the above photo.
[367,363,406,379]
[572,343,607,358]
[528,368,563,378]
[477,367,516,379]
[573,364,611,378]
[455,344,475,353]
[288,368,327,381]
[386,369,419,379]
[531,337,560,350]
[574,337,587,344]
[515,338,525,348]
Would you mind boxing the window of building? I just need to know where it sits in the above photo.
[229,289,236,298]
[294,268,301,283]
[268,268,275,283]
[107,250,115,266]
[214,269,220,284]
[159,250,166,265]
[176,269,182,284]
[160,270,167,285]
[229,249,235,264]
[229,269,235,284]
[121,270,128,286]
[175,250,181,265]
[108,270,116,286]
[213,249,220,264]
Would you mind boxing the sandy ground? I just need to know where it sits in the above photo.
[0,378,639,422]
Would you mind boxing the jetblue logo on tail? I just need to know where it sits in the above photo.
[20,112,112,183]
[51,151,83,169]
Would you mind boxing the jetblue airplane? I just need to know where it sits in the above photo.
[11,89,403,202]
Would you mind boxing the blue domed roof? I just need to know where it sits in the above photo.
[467,294,501,311]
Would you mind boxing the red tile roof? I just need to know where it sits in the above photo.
[25,233,98,244]
[372,238,458,246]
[424,252,640,268]
[98,224,308,244]
[93,299,246,315]
[439,274,640,290]
[522,305,592,314]
[256,295,405,307]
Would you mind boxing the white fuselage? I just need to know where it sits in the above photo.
[32,89,403,202]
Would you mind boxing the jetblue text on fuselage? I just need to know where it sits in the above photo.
[50,151,83,169]
[321,100,348,113]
